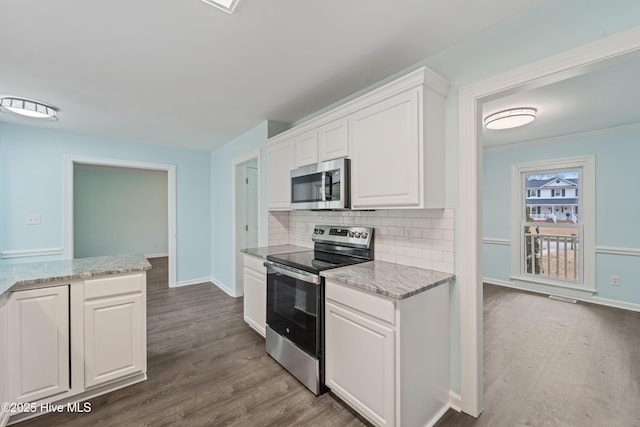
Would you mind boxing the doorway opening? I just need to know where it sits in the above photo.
[64,156,177,287]
[233,151,261,296]
[458,28,640,417]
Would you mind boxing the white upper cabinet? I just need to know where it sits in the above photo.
[294,131,319,168]
[350,88,421,209]
[266,66,448,211]
[266,139,294,210]
[319,118,349,162]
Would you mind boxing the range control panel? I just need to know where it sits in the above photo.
[312,225,374,248]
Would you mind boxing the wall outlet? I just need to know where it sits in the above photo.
[610,275,621,286]
[27,214,41,225]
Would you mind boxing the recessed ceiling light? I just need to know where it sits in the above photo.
[201,0,239,14]
[484,107,536,130]
[0,96,58,120]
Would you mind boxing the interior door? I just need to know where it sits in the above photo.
[245,165,259,249]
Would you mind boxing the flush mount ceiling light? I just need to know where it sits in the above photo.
[484,107,536,130]
[0,96,58,120]
[201,0,239,14]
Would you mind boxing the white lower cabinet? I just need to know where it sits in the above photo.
[325,279,450,427]
[325,299,395,426]
[84,273,146,388]
[243,254,266,336]
[8,286,70,403]
[2,271,147,426]
[0,297,10,427]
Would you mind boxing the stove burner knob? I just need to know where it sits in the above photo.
[361,232,368,239]
[354,232,361,238]
[286,327,290,334]
[319,229,324,234]
[348,231,355,237]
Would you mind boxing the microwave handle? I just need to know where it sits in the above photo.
[321,172,327,201]
[321,171,333,201]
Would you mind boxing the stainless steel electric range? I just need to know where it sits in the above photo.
[263,225,374,395]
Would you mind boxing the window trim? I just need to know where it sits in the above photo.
[510,155,595,292]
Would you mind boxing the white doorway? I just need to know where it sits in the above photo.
[233,150,262,296]
[458,28,640,417]
[64,155,177,287]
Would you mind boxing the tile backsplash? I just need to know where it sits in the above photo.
[268,209,454,274]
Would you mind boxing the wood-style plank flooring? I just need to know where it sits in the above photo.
[18,261,640,426]
[436,284,640,427]
[19,257,369,427]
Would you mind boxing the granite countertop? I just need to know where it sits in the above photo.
[0,254,152,296]
[321,260,455,300]
[241,244,311,259]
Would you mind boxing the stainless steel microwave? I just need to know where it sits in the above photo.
[290,158,350,210]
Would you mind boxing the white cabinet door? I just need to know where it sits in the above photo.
[9,286,70,403]
[84,293,144,388]
[243,266,266,337]
[294,131,319,168]
[319,118,348,161]
[325,300,395,427]
[267,139,294,210]
[350,88,421,209]
[0,300,9,423]
[84,273,145,389]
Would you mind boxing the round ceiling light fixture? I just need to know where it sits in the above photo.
[484,107,536,130]
[0,96,58,120]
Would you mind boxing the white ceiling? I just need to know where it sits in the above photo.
[0,0,543,151]
[481,49,640,148]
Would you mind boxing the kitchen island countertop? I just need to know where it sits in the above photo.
[0,254,151,296]
[321,260,454,300]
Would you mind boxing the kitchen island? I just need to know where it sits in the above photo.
[0,254,150,426]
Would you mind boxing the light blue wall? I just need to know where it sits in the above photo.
[483,128,640,304]
[210,121,288,295]
[74,164,168,258]
[0,123,211,283]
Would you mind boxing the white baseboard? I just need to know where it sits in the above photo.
[210,276,238,297]
[448,391,462,413]
[174,277,214,288]
[0,247,63,259]
[426,402,452,427]
[484,277,640,312]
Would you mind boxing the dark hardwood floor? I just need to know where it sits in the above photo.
[18,260,640,426]
[20,257,369,427]
[436,284,640,427]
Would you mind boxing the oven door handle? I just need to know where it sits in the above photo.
[263,261,321,285]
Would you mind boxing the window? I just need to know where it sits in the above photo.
[511,156,595,291]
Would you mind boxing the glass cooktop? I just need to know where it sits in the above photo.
[266,250,369,275]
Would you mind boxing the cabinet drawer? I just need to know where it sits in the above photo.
[84,273,143,300]
[243,254,265,273]
[326,280,395,325]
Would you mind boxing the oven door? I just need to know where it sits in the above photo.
[265,262,322,357]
